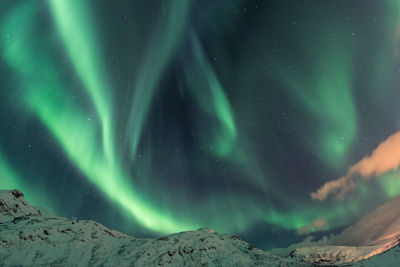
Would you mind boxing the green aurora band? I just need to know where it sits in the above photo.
[271,14,358,169]
[2,1,196,233]
[184,33,237,158]
[48,0,115,168]
[1,0,400,247]
[126,0,192,159]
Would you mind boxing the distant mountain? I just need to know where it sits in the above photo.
[327,195,400,247]
[292,239,400,266]
[0,189,399,266]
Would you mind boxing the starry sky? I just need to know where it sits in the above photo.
[1,0,400,250]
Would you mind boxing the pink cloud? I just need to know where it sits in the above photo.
[311,131,400,201]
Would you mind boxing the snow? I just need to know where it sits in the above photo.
[0,190,398,266]
[292,239,400,265]
[0,190,307,266]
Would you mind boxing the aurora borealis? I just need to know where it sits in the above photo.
[2,0,400,249]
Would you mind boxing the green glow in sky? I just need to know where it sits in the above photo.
[126,0,191,159]
[49,0,115,167]
[2,0,400,250]
[278,34,357,169]
[185,34,237,157]
[2,1,197,234]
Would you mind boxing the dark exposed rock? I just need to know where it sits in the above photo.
[11,190,24,199]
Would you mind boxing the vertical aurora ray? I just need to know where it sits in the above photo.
[305,50,356,168]
[48,0,115,168]
[279,38,357,169]
[184,33,237,157]
[126,0,191,159]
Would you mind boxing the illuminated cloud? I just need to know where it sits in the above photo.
[349,131,400,177]
[312,131,400,201]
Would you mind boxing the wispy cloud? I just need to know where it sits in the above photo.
[311,131,400,201]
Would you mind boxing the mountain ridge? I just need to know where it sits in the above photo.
[1,190,399,266]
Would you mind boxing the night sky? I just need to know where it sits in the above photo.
[1,0,400,250]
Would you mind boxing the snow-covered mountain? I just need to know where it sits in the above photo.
[292,239,400,266]
[0,190,399,266]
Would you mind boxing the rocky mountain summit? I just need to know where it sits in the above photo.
[0,190,399,266]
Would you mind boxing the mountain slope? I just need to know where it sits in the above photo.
[0,190,308,266]
[1,189,399,266]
